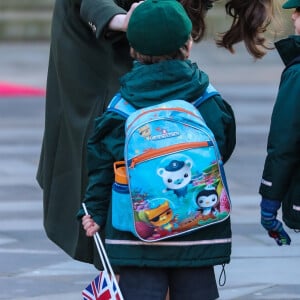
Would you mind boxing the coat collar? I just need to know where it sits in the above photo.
[275,35,300,66]
[119,59,209,108]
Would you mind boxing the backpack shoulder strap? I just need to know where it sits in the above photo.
[192,83,220,108]
[107,83,220,117]
[107,93,136,118]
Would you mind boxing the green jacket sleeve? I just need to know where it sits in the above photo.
[199,94,236,164]
[259,67,300,200]
[80,0,127,38]
[77,112,126,226]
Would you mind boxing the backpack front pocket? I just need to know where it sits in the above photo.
[126,143,231,242]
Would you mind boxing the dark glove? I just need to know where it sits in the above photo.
[260,198,291,246]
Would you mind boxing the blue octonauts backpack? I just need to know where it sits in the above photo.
[108,84,231,242]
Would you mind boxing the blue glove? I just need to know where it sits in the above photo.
[260,198,291,246]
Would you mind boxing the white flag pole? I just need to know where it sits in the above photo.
[82,203,124,300]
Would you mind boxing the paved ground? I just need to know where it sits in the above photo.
[0,41,299,300]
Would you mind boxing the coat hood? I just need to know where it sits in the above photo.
[275,35,300,66]
[119,59,209,108]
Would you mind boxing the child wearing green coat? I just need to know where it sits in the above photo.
[260,0,300,246]
[78,0,236,299]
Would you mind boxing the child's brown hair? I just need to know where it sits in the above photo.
[130,37,192,64]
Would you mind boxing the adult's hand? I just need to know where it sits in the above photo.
[109,1,143,32]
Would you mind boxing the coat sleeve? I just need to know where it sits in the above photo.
[259,68,300,200]
[77,113,125,226]
[199,94,236,164]
[80,0,127,38]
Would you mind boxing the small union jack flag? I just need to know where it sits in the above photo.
[82,271,121,300]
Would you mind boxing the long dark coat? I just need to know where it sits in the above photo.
[36,0,134,268]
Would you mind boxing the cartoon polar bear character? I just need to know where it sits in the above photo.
[157,159,193,198]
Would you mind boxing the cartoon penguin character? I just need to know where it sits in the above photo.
[195,187,219,217]
[157,159,192,198]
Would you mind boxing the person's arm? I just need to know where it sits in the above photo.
[259,67,300,246]
[80,0,142,38]
[199,94,236,164]
[77,113,125,235]
[77,128,115,229]
[259,69,300,200]
[108,2,142,32]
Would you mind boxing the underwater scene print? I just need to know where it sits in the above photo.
[115,100,231,241]
[128,149,231,241]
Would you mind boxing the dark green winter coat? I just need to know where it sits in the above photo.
[36,0,134,268]
[259,36,300,229]
[259,35,300,230]
[78,59,236,268]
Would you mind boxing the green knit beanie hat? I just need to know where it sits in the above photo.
[127,0,192,56]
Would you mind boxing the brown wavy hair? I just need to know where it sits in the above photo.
[179,0,214,42]
[179,0,277,59]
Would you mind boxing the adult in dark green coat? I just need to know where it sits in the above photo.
[36,0,279,268]
[259,0,300,246]
[36,0,136,269]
